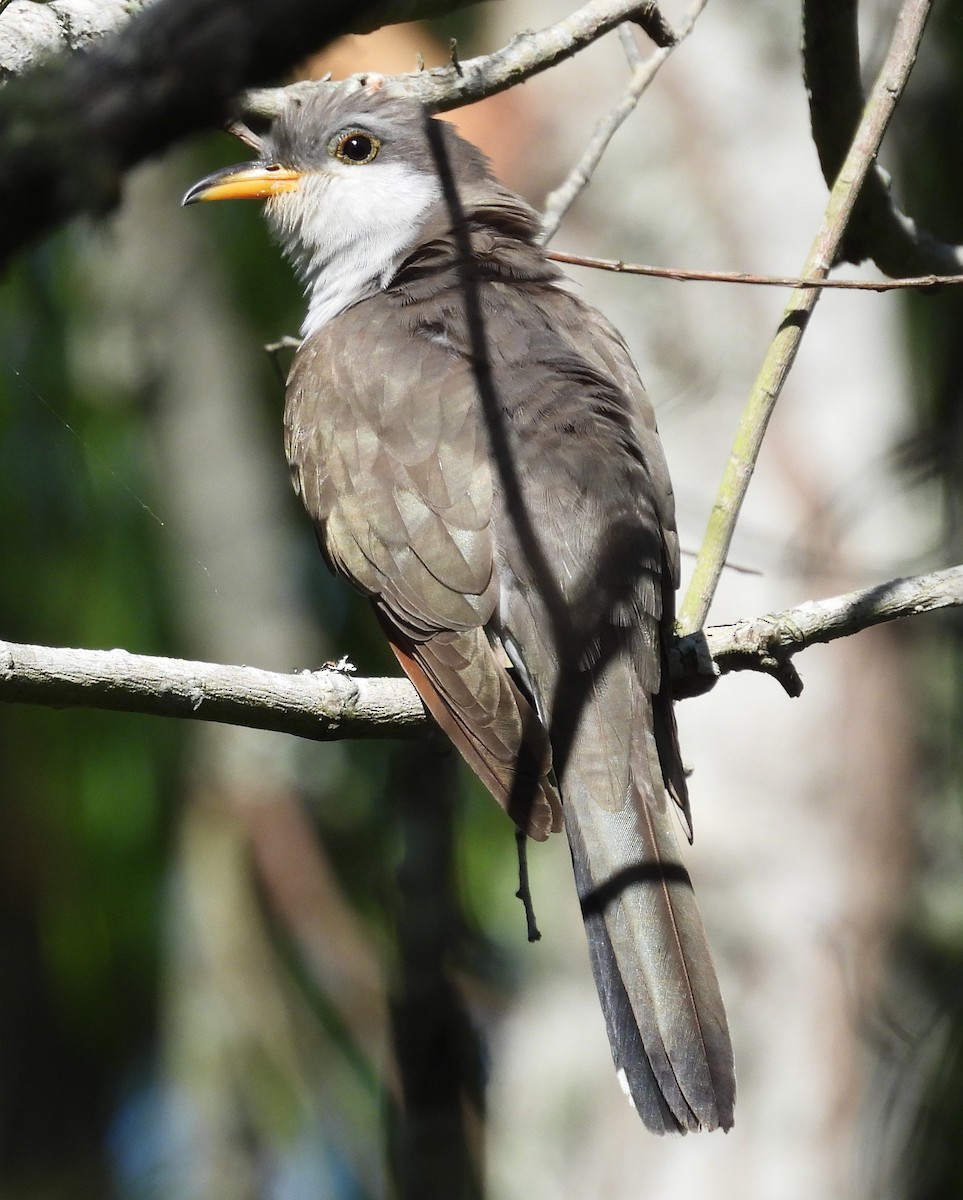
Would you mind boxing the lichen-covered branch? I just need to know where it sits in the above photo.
[803,0,960,275]
[0,640,429,741]
[694,564,963,697]
[3,566,959,736]
[0,0,136,77]
[677,0,933,634]
[244,0,672,120]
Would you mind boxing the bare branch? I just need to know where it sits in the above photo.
[618,18,646,67]
[547,250,963,292]
[677,0,933,635]
[690,564,963,698]
[0,640,429,741]
[538,0,708,243]
[803,0,960,275]
[244,0,674,119]
[3,567,959,735]
[0,0,132,76]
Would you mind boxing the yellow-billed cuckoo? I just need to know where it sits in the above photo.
[183,77,735,1134]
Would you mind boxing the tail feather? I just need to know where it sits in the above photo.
[561,671,735,1132]
[578,891,689,1133]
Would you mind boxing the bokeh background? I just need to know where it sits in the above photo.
[0,0,961,1197]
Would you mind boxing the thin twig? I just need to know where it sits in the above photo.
[539,0,708,243]
[677,0,934,635]
[515,829,542,942]
[547,250,963,292]
[3,565,959,732]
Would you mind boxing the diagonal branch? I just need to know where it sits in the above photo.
[677,0,933,635]
[536,0,708,243]
[3,565,959,735]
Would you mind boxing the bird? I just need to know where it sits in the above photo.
[183,75,735,1134]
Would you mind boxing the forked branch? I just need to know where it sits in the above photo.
[677,0,934,634]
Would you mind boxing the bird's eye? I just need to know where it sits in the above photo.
[333,131,380,165]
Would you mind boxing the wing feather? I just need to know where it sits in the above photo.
[285,295,560,837]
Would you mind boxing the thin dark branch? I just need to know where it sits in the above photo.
[803,0,958,274]
[515,829,542,942]
[547,250,963,292]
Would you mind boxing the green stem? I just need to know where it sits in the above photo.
[678,0,933,634]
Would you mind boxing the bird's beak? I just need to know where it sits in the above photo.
[181,161,303,206]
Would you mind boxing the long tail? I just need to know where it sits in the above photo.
[560,667,735,1133]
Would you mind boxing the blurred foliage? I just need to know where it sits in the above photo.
[889,4,963,1197]
[0,242,178,1195]
[0,118,521,1196]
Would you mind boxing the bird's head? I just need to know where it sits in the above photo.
[183,77,492,334]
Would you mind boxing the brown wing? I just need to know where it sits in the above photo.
[384,627,558,839]
[284,300,561,840]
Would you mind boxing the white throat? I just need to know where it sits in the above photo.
[266,163,441,338]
